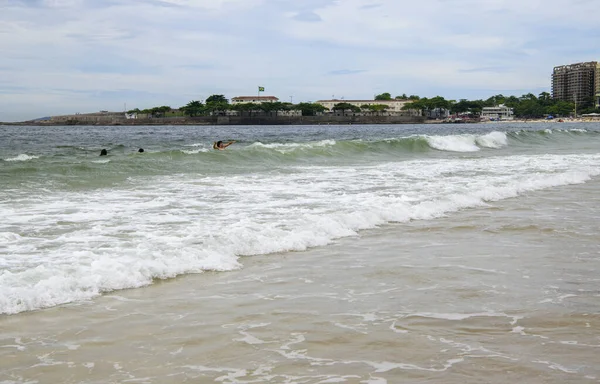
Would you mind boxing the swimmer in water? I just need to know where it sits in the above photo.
[213,140,235,150]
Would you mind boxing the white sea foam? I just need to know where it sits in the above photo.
[250,140,336,153]
[4,154,40,162]
[181,148,210,154]
[426,132,508,152]
[476,131,508,148]
[533,360,580,374]
[425,135,480,152]
[1,152,599,314]
[403,312,522,322]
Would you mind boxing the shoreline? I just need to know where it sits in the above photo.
[481,117,598,124]
[2,118,598,127]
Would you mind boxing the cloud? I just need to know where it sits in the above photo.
[458,67,513,74]
[328,69,367,75]
[292,11,322,22]
[360,3,382,9]
[1,0,599,121]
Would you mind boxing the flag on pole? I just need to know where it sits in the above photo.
[258,86,265,92]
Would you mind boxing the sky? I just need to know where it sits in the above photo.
[1,0,599,122]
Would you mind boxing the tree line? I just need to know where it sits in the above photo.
[128,92,600,119]
[128,95,329,117]
[374,92,599,118]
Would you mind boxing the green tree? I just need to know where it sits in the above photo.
[395,93,408,100]
[401,99,425,115]
[204,95,230,115]
[205,101,229,115]
[181,100,204,117]
[579,106,600,115]
[538,92,552,106]
[553,100,575,116]
[333,102,361,114]
[427,96,450,110]
[360,104,389,115]
[485,94,506,107]
[374,92,392,100]
[450,99,470,114]
[514,99,544,118]
[205,94,228,104]
[258,101,289,116]
[449,99,484,116]
[149,105,171,117]
[520,93,538,101]
[295,102,328,116]
[580,96,596,109]
[503,95,520,108]
[231,102,259,116]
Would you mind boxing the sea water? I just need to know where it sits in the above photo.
[0,123,599,383]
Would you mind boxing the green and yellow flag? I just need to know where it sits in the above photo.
[258,86,265,92]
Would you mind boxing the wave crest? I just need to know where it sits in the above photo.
[4,154,40,162]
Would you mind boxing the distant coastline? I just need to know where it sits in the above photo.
[3,114,599,127]
[3,115,429,126]
[4,117,598,126]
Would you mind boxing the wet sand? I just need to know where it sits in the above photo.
[2,181,600,383]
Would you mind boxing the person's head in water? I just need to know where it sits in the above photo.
[138,148,144,153]
[100,149,107,156]
[213,140,235,150]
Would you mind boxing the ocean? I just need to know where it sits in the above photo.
[1,122,599,383]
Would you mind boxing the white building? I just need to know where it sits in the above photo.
[225,109,301,117]
[231,96,279,104]
[315,99,420,116]
[481,105,514,120]
[228,96,300,116]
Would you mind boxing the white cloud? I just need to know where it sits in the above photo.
[0,0,598,121]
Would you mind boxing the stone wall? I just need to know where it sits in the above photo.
[116,115,425,125]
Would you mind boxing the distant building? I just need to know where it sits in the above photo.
[315,99,420,116]
[426,108,450,119]
[231,96,279,104]
[225,109,301,117]
[481,105,514,120]
[229,96,300,116]
[552,61,600,108]
[582,112,600,120]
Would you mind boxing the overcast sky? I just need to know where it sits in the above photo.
[1,0,598,121]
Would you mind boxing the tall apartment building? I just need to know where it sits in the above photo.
[552,61,600,108]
